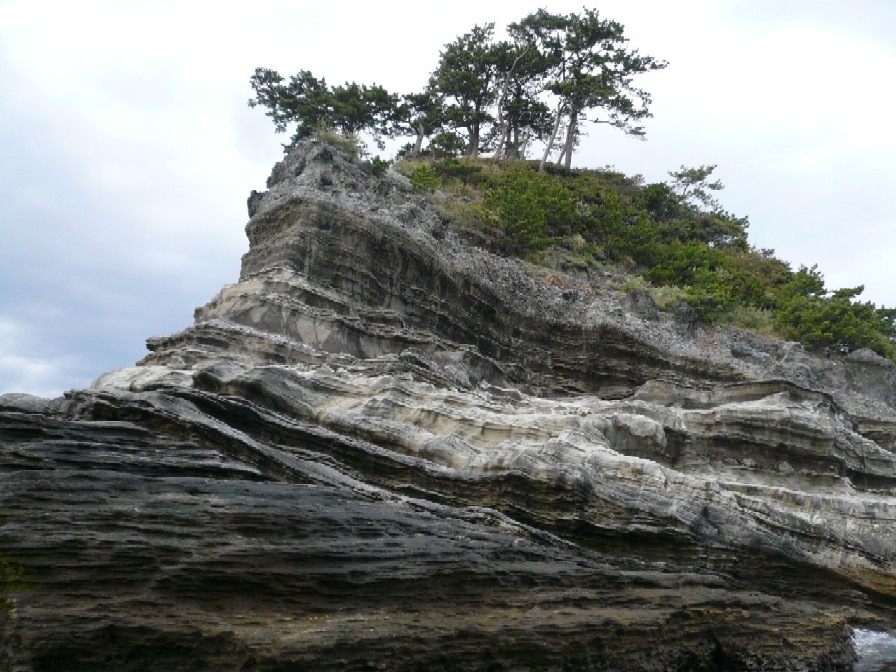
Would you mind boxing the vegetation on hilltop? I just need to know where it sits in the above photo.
[249,8,665,166]
[392,156,896,361]
[248,9,896,362]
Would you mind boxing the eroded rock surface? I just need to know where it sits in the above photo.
[2,140,896,671]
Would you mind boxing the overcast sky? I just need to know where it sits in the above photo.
[1,0,894,397]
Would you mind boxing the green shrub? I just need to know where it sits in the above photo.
[775,287,896,358]
[410,164,439,192]
[369,155,390,176]
[433,157,484,185]
[483,166,579,253]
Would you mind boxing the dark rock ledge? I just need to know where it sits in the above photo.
[2,140,896,671]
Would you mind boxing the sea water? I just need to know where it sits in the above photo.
[853,629,896,672]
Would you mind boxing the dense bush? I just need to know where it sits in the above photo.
[774,269,896,358]
[369,155,391,176]
[483,166,578,252]
[432,157,485,185]
[410,164,439,192]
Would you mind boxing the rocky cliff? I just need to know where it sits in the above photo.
[3,140,896,671]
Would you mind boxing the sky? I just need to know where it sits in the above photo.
[1,0,894,397]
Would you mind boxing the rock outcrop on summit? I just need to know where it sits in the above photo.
[3,140,896,671]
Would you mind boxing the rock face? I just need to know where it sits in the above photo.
[3,140,896,671]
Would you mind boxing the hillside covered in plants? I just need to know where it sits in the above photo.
[397,153,896,362]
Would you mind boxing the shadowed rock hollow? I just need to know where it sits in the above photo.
[2,140,896,671]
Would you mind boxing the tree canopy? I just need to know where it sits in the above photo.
[248,68,396,147]
[509,9,667,170]
[248,8,666,167]
[430,23,501,157]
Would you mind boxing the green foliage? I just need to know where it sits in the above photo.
[649,284,688,310]
[394,90,445,156]
[482,165,578,253]
[414,156,896,362]
[430,23,501,156]
[511,8,667,169]
[250,6,664,166]
[249,68,331,140]
[427,131,467,158]
[248,67,397,147]
[642,182,681,222]
[774,271,896,357]
[669,164,724,211]
[369,155,391,176]
[658,211,749,250]
[492,37,555,160]
[727,305,776,333]
[432,157,484,185]
[328,80,397,147]
[779,264,826,300]
[410,164,439,192]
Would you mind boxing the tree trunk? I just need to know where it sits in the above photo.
[560,106,579,169]
[493,96,508,160]
[467,121,480,157]
[508,125,520,160]
[539,103,565,172]
[518,128,531,159]
[493,45,530,161]
[412,124,425,157]
[495,126,511,160]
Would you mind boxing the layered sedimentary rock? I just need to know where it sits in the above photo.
[3,140,896,671]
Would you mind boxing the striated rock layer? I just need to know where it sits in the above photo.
[3,141,896,671]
